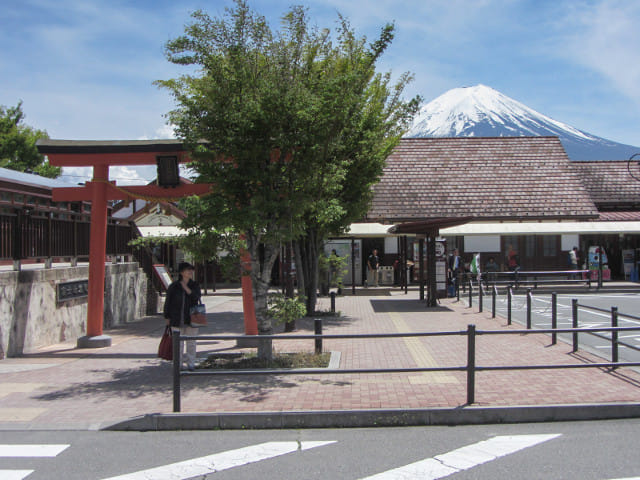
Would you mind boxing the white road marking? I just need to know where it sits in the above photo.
[0,471,33,480]
[358,434,561,479]
[0,444,69,457]
[101,441,336,479]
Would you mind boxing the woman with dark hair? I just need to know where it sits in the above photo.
[163,262,201,370]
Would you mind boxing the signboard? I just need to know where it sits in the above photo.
[57,280,89,302]
[436,260,447,291]
[153,264,173,290]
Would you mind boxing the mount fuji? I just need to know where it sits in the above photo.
[405,84,640,161]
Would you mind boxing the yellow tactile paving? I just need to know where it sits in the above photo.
[388,312,459,384]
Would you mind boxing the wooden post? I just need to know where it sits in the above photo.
[79,166,111,347]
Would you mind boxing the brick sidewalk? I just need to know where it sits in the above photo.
[1,288,639,430]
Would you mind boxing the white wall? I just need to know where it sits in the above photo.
[562,234,580,251]
[464,235,500,252]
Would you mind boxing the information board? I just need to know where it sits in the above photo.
[153,264,173,290]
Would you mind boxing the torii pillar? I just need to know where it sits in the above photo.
[36,139,255,348]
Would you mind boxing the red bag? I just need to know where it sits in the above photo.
[190,303,207,327]
[158,326,173,360]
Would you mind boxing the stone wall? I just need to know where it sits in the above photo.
[0,263,147,358]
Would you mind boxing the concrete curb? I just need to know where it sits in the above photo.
[105,403,640,431]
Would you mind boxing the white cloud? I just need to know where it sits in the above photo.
[560,1,640,106]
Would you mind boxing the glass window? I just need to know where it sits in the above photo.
[543,236,557,257]
[26,196,37,205]
[13,194,24,204]
[0,191,10,202]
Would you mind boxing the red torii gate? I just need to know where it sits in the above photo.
[37,139,257,348]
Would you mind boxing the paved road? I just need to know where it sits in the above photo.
[1,420,639,479]
[486,291,640,363]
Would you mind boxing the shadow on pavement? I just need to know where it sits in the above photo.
[370,299,454,313]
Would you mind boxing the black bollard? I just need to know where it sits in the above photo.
[314,318,323,354]
[526,288,532,329]
[330,291,336,313]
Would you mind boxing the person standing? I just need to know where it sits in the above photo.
[448,248,462,295]
[484,256,499,284]
[367,249,380,287]
[569,246,579,279]
[163,262,201,371]
[507,244,519,272]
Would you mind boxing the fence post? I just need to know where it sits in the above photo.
[315,318,323,354]
[478,283,483,313]
[330,292,336,313]
[507,286,512,325]
[468,280,473,308]
[526,288,532,329]
[466,324,476,405]
[173,329,181,413]
[551,292,557,345]
[611,306,618,366]
[456,273,460,302]
[572,298,579,353]
[598,247,604,290]
[492,286,497,318]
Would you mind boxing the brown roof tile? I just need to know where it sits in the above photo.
[571,160,640,209]
[366,137,598,222]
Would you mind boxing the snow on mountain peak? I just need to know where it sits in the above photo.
[405,84,640,160]
[408,84,589,140]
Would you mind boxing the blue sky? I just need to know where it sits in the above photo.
[2,0,640,183]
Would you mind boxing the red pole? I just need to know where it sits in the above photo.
[85,165,109,341]
[239,235,258,336]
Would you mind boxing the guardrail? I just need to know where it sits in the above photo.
[170,325,640,412]
[469,285,640,360]
[461,270,592,292]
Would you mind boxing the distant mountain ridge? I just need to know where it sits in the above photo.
[405,84,640,161]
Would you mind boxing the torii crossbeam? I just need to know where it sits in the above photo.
[37,140,219,347]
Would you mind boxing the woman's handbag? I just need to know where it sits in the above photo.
[158,326,173,360]
[189,303,207,327]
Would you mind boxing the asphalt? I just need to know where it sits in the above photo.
[1,285,640,431]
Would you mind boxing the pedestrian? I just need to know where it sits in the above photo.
[163,262,202,371]
[484,256,499,284]
[569,246,579,279]
[507,244,519,272]
[367,249,380,287]
[448,248,462,296]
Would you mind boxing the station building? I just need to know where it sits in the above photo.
[362,136,640,281]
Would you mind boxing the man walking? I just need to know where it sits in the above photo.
[367,249,380,287]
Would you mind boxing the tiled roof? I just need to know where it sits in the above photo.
[599,211,640,221]
[367,137,598,222]
[571,160,640,208]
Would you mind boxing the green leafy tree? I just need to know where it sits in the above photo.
[157,1,419,358]
[0,102,60,178]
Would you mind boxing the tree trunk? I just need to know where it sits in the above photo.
[293,240,306,306]
[246,233,280,360]
[296,229,321,315]
[284,242,296,332]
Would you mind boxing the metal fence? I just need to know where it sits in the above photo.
[170,325,640,412]
[467,283,640,359]
[0,210,134,262]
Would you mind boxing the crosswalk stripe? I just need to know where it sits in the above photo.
[0,470,34,480]
[359,434,561,479]
[100,440,336,480]
[0,444,69,457]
